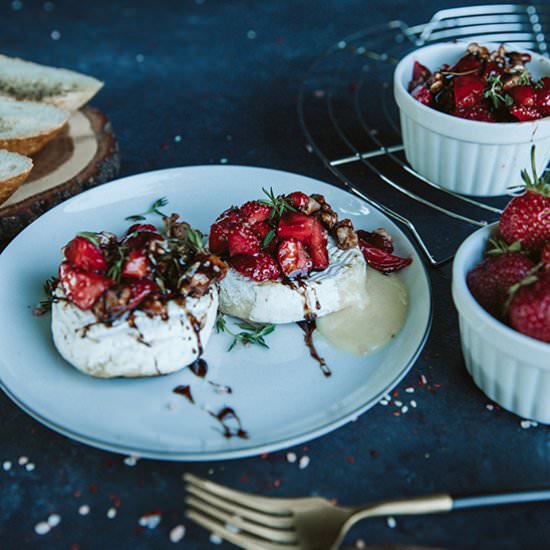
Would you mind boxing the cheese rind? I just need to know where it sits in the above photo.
[219,244,367,324]
[51,286,218,378]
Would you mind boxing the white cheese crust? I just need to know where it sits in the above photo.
[219,243,367,324]
[51,286,218,378]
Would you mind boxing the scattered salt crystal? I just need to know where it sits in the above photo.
[2,461,12,471]
[169,524,186,543]
[383,394,391,401]
[107,507,117,519]
[394,400,402,407]
[246,30,256,39]
[18,456,28,465]
[286,452,297,463]
[123,455,139,467]
[47,514,61,527]
[355,539,366,549]
[410,400,417,408]
[401,406,408,414]
[136,54,144,63]
[139,512,162,529]
[305,144,314,153]
[520,420,532,429]
[210,533,223,544]
[78,505,90,516]
[174,135,182,143]
[219,158,228,164]
[299,455,310,470]
[34,521,50,535]
[386,516,396,528]
[50,30,61,40]
[405,387,415,393]
[486,404,494,411]
[25,463,35,472]
[379,399,388,406]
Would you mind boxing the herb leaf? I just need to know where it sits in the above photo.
[484,75,512,109]
[259,187,296,221]
[186,228,206,253]
[216,313,276,351]
[77,231,100,247]
[262,228,276,249]
[107,246,126,282]
[34,276,58,315]
[125,197,169,222]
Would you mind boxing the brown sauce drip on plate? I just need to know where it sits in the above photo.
[209,406,248,439]
[189,358,208,378]
[297,319,331,377]
[208,381,233,395]
[173,384,194,404]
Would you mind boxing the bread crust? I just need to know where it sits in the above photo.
[0,121,68,155]
[0,162,33,204]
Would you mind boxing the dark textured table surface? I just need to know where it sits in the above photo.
[1,1,549,549]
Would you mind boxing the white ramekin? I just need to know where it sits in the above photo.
[452,224,550,423]
[394,43,550,197]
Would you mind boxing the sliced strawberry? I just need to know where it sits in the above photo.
[412,61,431,83]
[277,239,313,278]
[250,221,272,240]
[239,201,271,225]
[453,76,484,110]
[127,223,158,234]
[209,212,241,255]
[125,279,159,310]
[537,86,550,116]
[356,229,393,253]
[450,53,482,75]
[227,225,261,256]
[455,104,495,122]
[411,84,432,106]
[231,253,281,281]
[358,242,412,274]
[308,221,329,270]
[59,261,114,310]
[509,85,537,107]
[216,206,241,224]
[286,191,310,210]
[509,104,542,121]
[122,249,149,279]
[277,212,316,242]
[64,236,107,273]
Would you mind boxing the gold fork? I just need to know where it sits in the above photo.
[184,473,550,550]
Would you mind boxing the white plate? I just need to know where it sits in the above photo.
[0,166,431,461]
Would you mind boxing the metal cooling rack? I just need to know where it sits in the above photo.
[298,4,550,266]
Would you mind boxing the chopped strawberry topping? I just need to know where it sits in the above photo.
[509,85,537,107]
[356,229,393,253]
[453,76,484,110]
[286,191,310,210]
[277,239,313,278]
[239,201,272,225]
[228,225,261,256]
[411,85,432,106]
[124,279,159,311]
[59,262,114,310]
[122,249,149,279]
[127,223,158,234]
[509,104,542,122]
[277,212,317,243]
[231,253,281,281]
[64,236,107,273]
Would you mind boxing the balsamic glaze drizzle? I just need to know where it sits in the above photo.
[208,407,248,439]
[173,384,194,404]
[189,358,208,378]
[297,319,331,377]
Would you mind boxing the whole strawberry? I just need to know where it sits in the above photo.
[467,240,534,318]
[509,271,550,343]
[499,147,550,251]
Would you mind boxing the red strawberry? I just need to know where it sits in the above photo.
[509,271,550,342]
[542,241,550,271]
[239,201,271,225]
[412,84,432,106]
[216,206,241,224]
[536,84,550,116]
[122,249,149,279]
[59,262,114,310]
[455,104,495,122]
[467,251,535,318]
[499,150,550,250]
[356,229,393,253]
[308,221,329,270]
[286,191,310,210]
[509,85,537,107]
[250,221,272,240]
[124,279,159,311]
[127,223,158,234]
[231,253,281,281]
[64,236,107,273]
[412,61,431,83]
[509,104,542,121]
[277,212,316,243]
[358,242,412,274]
[277,239,313,278]
[453,76,484,110]
[209,220,232,255]
[450,53,482,75]
[227,225,261,256]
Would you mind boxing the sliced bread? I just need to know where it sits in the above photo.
[0,54,103,111]
[0,97,70,155]
[0,149,33,204]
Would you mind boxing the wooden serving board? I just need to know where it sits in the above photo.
[0,107,119,249]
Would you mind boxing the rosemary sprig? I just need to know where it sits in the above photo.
[484,75,513,109]
[259,187,296,221]
[125,197,169,222]
[107,246,126,282]
[262,228,276,249]
[77,231,100,247]
[216,313,276,351]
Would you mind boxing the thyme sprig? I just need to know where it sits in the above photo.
[125,197,169,222]
[259,187,296,222]
[484,75,513,109]
[34,276,58,315]
[107,246,126,282]
[186,228,206,253]
[216,313,276,351]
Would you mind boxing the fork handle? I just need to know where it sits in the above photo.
[452,489,550,510]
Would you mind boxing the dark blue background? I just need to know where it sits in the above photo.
[1,1,549,549]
